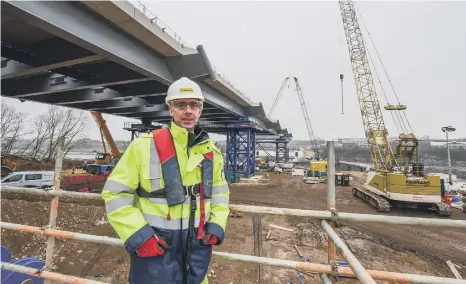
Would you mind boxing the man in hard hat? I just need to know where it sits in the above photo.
[101,77,230,284]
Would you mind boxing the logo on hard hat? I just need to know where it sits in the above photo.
[180,88,194,94]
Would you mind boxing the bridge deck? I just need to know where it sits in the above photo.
[1,1,291,137]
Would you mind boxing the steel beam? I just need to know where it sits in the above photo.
[1,55,103,79]
[244,103,267,117]
[107,107,221,115]
[3,1,174,85]
[1,37,95,67]
[1,2,289,136]
[63,96,166,111]
[165,51,214,81]
[123,107,238,118]
[1,71,149,97]
[256,135,288,141]
[129,113,236,121]
[197,81,245,116]
[150,117,238,125]
[91,104,168,114]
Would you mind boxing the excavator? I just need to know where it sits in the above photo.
[338,0,451,216]
[89,111,122,165]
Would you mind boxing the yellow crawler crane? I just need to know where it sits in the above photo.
[338,0,451,216]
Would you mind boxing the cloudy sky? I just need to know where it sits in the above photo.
[4,0,465,141]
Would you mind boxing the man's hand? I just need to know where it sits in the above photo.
[202,233,219,246]
[137,234,169,257]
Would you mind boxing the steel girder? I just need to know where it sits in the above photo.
[1,1,291,136]
[99,107,220,115]
[2,1,174,84]
[1,55,103,80]
[1,71,150,98]
[65,97,167,111]
[2,1,215,84]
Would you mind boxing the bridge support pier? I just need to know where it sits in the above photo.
[275,139,289,163]
[226,129,256,183]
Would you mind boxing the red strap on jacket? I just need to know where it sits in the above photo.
[197,152,214,239]
[197,166,206,240]
[152,128,176,164]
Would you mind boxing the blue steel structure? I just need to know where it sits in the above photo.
[276,139,290,163]
[1,0,292,181]
[226,128,256,181]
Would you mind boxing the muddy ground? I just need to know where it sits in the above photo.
[1,171,465,283]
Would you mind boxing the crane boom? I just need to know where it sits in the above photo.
[91,111,121,159]
[293,77,319,156]
[268,77,291,117]
[339,0,392,172]
[269,77,320,158]
[337,0,451,217]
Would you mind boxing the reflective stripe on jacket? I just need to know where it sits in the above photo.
[101,121,229,284]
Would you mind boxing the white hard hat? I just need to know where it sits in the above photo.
[165,77,204,105]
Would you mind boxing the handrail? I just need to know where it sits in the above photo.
[2,140,464,284]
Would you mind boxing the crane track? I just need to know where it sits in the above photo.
[352,187,391,212]
[434,202,452,217]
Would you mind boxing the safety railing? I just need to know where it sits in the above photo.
[127,0,188,46]
[1,141,466,284]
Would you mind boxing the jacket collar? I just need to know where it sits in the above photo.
[169,120,209,148]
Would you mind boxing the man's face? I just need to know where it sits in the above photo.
[169,99,203,132]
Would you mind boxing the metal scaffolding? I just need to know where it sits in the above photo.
[275,138,289,163]
[226,128,256,180]
[1,141,466,284]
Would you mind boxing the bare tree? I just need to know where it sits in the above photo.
[40,106,88,161]
[26,113,51,159]
[1,100,27,155]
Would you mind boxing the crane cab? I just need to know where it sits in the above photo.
[94,152,112,165]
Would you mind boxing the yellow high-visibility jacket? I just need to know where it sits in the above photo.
[101,121,229,284]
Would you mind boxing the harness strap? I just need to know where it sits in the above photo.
[136,185,200,199]
[184,193,197,284]
[197,166,206,240]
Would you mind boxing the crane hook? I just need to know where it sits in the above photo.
[340,74,344,115]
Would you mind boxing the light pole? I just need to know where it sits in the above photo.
[441,126,456,185]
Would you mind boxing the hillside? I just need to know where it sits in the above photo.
[71,138,131,153]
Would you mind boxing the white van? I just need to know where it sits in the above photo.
[1,171,54,189]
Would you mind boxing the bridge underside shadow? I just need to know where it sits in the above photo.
[1,0,292,182]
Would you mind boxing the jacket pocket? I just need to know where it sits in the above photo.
[141,165,165,195]
[152,226,173,250]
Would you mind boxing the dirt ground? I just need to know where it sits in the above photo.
[1,171,465,283]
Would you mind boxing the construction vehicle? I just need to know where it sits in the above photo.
[1,156,19,178]
[269,77,321,160]
[338,0,451,216]
[90,111,122,166]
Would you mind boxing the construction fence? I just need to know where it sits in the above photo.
[1,140,466,284]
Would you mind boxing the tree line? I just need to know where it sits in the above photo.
[324,144,466,165]
[1,99,88,162]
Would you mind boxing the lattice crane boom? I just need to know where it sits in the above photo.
[268,76,291,118]
[293,77,319,156]
[269,77,319,158]
[339,0,392,171]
